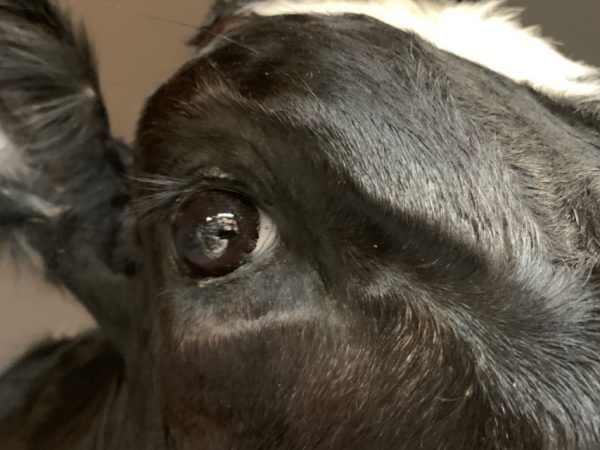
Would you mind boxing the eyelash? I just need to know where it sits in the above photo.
[133,174,279,268]
[130,174,189,223]
[131,173,250,224]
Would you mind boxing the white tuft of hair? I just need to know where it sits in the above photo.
[0,129,29,181]
[239,0,600,104]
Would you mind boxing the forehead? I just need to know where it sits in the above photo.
[135,13,554,234]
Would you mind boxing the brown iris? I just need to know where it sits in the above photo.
[172,190,260,277]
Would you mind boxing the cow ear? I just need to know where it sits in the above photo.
[0,0,138,353]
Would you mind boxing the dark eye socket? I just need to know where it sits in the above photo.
[172,190,260,278]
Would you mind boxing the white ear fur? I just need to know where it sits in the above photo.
[239,0,600,105]
[0,129,28,181]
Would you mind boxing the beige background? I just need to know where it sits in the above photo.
[0,0,598,371]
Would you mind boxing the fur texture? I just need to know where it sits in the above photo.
[0,0,136,348]
[236,0,600,107]
[135,12,600,448]
[2,0,600,449]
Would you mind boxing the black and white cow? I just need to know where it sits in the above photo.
[1,0,600,448]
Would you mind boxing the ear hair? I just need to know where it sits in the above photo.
[0,0,137,352]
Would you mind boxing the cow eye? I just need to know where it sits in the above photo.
[172,190,271,278]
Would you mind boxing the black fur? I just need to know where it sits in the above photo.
[2,0,600,449]
[0,0,137,349]
[138,12,600,449]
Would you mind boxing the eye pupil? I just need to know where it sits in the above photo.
[173,190,260,277]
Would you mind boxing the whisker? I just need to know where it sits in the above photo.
[100,1,202,31]
[100,1,260,56]
[141,13,203,32]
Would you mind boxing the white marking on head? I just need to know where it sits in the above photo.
[239,0,600,104]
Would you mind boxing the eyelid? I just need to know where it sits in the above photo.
[168,184,247,224]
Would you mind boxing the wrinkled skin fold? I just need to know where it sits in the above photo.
[2,0,600,449]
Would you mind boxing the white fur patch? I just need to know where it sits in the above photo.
[0,128,29,180]
[239,0,600,103]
